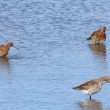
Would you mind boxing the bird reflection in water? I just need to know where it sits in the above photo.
[88,44,106,64]
[0,57,11,73]
[89,44,106,57]
[78,99,102,110]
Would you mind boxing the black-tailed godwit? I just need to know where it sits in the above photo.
[87,27,106,44]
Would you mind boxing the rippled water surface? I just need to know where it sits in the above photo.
[0,0,110,110]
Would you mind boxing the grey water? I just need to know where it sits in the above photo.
[0,0,110,110]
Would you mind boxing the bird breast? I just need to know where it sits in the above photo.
[80,90,90,94]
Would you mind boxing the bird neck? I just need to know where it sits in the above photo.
[2,45,11,56]
[97,77,110,85]
[4,45,11,51]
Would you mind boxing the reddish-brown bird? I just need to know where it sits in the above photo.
[87,27,106,44]
[0,42,14,57]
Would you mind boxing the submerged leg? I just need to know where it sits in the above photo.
[89,95,92,100]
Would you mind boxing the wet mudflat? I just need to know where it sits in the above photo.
[0,0,110,110]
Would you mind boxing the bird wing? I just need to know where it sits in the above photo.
[73,80,98,90]
[87,29,101,40]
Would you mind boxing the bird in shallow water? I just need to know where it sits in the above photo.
[0,42,17,57]
[73,76,110,100]
[87,27,106,44]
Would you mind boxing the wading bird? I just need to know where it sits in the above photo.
[87,27,106,44]
[73,76,110,99]
[0,42,18,57]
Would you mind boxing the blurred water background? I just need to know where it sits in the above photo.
[0,0,110,110]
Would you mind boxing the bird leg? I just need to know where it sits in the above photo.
[89,94,92,100]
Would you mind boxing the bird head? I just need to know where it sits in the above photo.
[102,27,106,32]
[7,42,19,50]
[8,42,14,47]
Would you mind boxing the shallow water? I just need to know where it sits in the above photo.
[0,0,110,110]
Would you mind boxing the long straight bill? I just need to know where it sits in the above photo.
[13,46,20,50]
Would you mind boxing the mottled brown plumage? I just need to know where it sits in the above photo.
[0,42,14,57]
[87,27,106,44]
[73,76,110,99]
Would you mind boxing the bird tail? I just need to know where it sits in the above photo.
[72,86,80,90]
[86,37,91,40]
